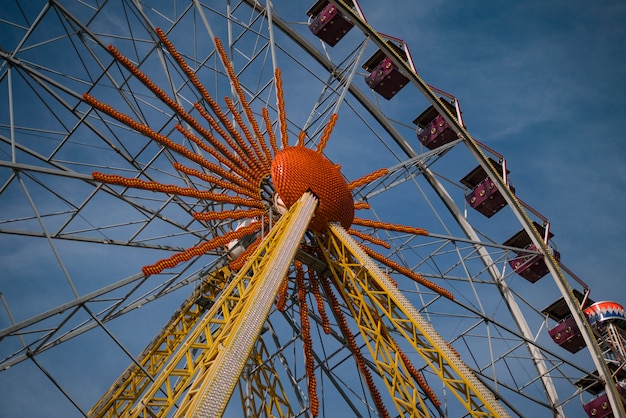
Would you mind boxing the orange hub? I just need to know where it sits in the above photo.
[271,147,354,233]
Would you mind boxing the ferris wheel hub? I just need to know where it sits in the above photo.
[271,146,354,233]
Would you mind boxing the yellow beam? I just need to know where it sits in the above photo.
[319,223,510,417]
[89,267,232,417]
[92,192,316,418]
[324,267,433,417]
[238,334,294,417]
[177,191,318,418]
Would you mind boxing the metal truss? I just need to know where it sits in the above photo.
[317,224,509,417]
[1,1,620,416]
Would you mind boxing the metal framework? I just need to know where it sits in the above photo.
[318,224,508,417]
[89,190,510,416]
[89,193,316,417]
[90,266,232,416]
[1,1,622,417]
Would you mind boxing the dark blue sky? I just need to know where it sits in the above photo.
[375,0,626,301]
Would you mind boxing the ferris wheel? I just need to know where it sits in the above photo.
[1,1,625,417]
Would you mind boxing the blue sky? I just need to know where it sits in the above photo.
[1,0,625,417]
[375,0,626,299]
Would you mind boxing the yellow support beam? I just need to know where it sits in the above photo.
[318,223,510,417]
[177,191,318,418]
[90,266,232,417]
[92,192,316,418]
[323,268,433,417]
[238,334,294,417]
